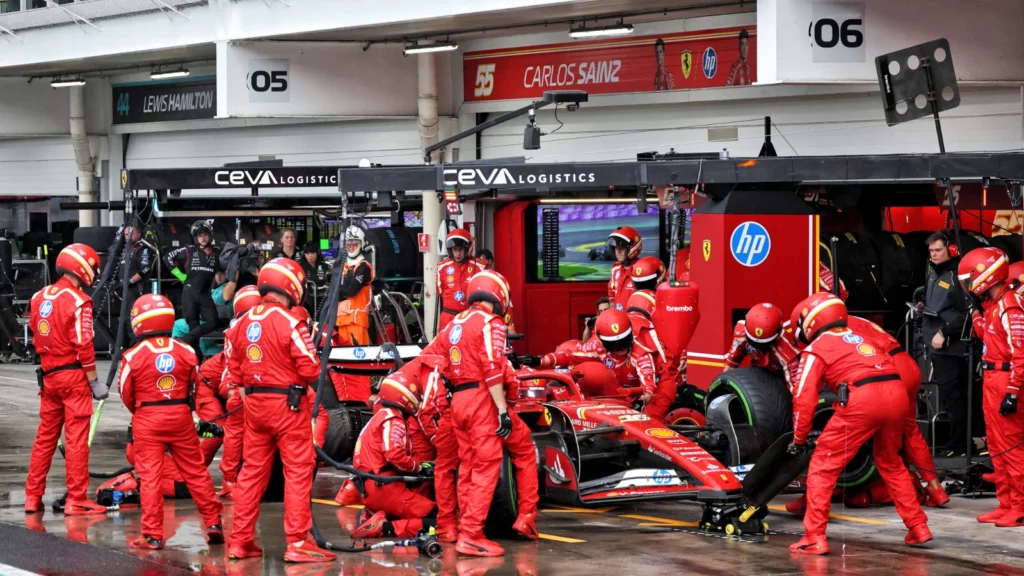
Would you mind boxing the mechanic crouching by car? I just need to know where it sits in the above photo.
[437,228,484,330]
[118,294,224,550]
[537,309,658,409]
[607,226,643,310]
[25,244,108,516]
[166,220,223,355]
[723,303,799,386]
[226,258,335,563]
[788,292,931,554]
[920,230,971,452]
[960,247,1024,527]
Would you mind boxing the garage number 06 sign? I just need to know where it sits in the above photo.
[811,2,865,62]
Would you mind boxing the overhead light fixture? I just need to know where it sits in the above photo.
[150,67,190,79]
[569,21,634,39]
[50,77,86,88]
[404,40,459,55]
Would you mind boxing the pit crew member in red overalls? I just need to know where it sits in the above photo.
[607,226,642,310]
[723,303,799,385]
[208,285,261,499]
[788,292,931,554]
[439,270,516,557]
[628,255,686,386]
[540,309,657,406]
[118,294,224,549]
[226,258,335,563]
[961,248,1024,527]
[349,371,438,539]
[625,290,675,422]
[25,244,107,515]
[437,229,484,330]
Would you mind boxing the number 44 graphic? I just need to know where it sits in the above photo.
[116,93,130,116]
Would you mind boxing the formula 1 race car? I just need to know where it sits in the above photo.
[321,345,773,536]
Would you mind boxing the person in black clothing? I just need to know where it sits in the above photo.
[299,241,330,318]
[165,220,223,352]
[919,229,972,450]
[270,228,302,262]
[116,218,156,343]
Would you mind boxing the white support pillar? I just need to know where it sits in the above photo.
[419,52,442,339]
[70,86,97,227]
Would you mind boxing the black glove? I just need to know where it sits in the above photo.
[517,355,542,368]
[196,420,225,438]
[787,442,808,456]
[1001,393,1019,416]
[586,316,597,331]
[496,412,513,438]
[967,292,984,315]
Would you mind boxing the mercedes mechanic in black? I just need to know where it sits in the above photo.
[165,220,223,353]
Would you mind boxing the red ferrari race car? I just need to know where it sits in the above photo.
[323,345,773,537]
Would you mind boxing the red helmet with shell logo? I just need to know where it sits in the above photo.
[232,285,261,317]
[257,257,306,306]
[608,226,643,261]
[958,247,1009,297]
[56,243,101,288]
[626,290,657,318]
[790,292,848,344]
[466,270,512,318]
[1009,261,1024,296]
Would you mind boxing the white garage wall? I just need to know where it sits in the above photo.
[123,119,424,197]
[0,138,81,197]
[478,86,1022,162]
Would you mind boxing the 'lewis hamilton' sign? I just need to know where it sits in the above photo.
[112,79,216,124]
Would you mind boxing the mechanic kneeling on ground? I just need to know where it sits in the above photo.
[166,220,223,355]
[118,294,224,550]
[226,258,335,563]
[920,230,972,452]
[788,292,931,554]
[25,244,108,516]
[961,248,1024,527]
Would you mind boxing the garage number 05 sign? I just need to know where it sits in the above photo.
[811,2,865,62]
[248,58,290,103]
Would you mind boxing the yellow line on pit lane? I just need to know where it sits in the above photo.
[687,359,726,368]
[538,533,587,543]
[620,514,699,527]
[541,505,616,514]
[767,505,888,525]
[312,498,363,509]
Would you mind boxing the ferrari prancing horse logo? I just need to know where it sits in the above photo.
[681,50,693,80]
[702,239,711,262]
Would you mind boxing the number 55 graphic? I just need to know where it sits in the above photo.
[474,64,496,97]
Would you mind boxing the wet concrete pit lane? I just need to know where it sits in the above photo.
[1,362,1023,575]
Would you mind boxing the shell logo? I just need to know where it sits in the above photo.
[857,344,876,357]
[156,375,176,391]
[449,347,462,365]
[410,383,417,393]
[37,320,50,336]
[246,344,263,362]
[645,428,676,438]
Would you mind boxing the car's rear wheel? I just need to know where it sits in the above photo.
[484,450,518,538]
[706,367,793,453]
[322,405,355,463]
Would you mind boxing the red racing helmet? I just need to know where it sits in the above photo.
[55,243,101,288]
[556,339,583,356]
[377,374,423,415]
[130,293,176,337]
[790,292,848,344]
[232,285,261,318]
[445,229,473,261]
[595,309,633,354]
[466,270,512,318]
[608,226,642,261]
[257,257,306,306]
[573,361,619,398]
[958,247,1009,297]
[1009,261,1024,295]
[626,290,657,318]
[744,303,784,344]
[630,256,666,285]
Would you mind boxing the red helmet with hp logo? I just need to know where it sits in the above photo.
[744,303,784,345]
[55,243,101,288]
[595,309,633,354]
[232,285,261,317]
[790,292,847,344]
[1009,261,1024,296]
[466,270,512,318]
[608,226,643,261]
[958,247,1008,297]
[130,294,176,337]
[258,257,306,306]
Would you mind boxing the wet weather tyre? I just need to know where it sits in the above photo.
[484,450,518,539]
[811,405,879,488]
[706,367,792,453]
[322,405,356,463]
[260,452,318,502]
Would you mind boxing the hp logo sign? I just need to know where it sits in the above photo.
[730,222,771,267]
[702,47,718,79]
[155,353,175,374]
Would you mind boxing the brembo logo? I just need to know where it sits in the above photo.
[214,170,338,186]
[443,168,597,187]
[666,305,694,312]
